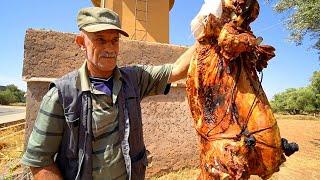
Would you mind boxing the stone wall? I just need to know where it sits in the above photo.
[23,29,199,176]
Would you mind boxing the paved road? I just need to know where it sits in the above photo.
[0,106,26,124]
[0,107,25,116]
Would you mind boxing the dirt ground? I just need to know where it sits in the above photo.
[1,116,319,179]
[269,118,320,180]
[154,118,320,180]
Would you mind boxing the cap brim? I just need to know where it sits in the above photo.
[82,24,129,37]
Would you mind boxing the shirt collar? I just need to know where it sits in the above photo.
[77,60,91,92]
[76,60,122,104]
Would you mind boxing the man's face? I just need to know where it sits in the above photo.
[77,29,120,74]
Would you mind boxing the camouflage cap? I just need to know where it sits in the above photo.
[77,7,129,37]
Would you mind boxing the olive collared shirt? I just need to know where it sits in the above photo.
[22,61,173,180]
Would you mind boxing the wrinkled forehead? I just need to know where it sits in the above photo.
[84,29,120,39]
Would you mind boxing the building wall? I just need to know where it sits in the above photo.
[23,29,198,177]
[105,0,170,43]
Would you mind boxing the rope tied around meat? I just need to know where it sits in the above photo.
[186,0,298,179]
[195,49,278,149]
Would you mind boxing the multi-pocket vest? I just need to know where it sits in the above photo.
[51,67,148,180]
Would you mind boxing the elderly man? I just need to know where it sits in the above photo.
[22,7,195,180]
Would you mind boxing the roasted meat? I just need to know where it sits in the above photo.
[186,0,298,179]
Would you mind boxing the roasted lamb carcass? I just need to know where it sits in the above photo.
[186,0,298,179]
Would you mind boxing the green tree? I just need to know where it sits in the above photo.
[272,0,320,53]
[271,71,320,114]
[310,71,320,94]
[270,87,317,114]
[271,88,299,114]
[295,87,317,113]
[8,85,25,103]
[283,88,301,114]
[0,84,25,105]
[310,71,320,111]
[0,90,18,105]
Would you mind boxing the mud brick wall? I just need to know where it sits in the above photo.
[23,29,199,176]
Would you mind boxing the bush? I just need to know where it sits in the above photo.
[0,85,25,105]
[0,90,18,105]
[270,71,320,114]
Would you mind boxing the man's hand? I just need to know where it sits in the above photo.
[168,44,197,83]
[30,163,63,180]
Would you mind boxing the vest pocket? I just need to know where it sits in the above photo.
[65,111,80,127]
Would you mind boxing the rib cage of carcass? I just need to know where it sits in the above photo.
[186,0,299,179]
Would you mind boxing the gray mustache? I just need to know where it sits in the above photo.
[100,52,117,58]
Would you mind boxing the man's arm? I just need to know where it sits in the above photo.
[133,43,197,98]
[21,87,65,179]
[30,164,63,180]
[168,44,197,83]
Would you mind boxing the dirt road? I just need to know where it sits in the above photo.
[269,119,320,180]
[153,118,320,180]
[0,106,25,124]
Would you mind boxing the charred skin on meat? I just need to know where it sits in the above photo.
[186,0,298,179]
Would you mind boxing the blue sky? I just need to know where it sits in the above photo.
[0,0,318,99]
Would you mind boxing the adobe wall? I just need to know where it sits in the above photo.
[23,29,199,176]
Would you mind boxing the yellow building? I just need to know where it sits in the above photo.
[91,0,175,43]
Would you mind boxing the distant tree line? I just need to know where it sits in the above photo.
[270,71,320,115]
[0,84,26,105]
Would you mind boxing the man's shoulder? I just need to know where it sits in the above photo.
[50,70,79,90]
[42,87,60,105]
[118,65,153,74]
[55,70,79,83]
[118,66,140,75]
[119,65,138,70]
